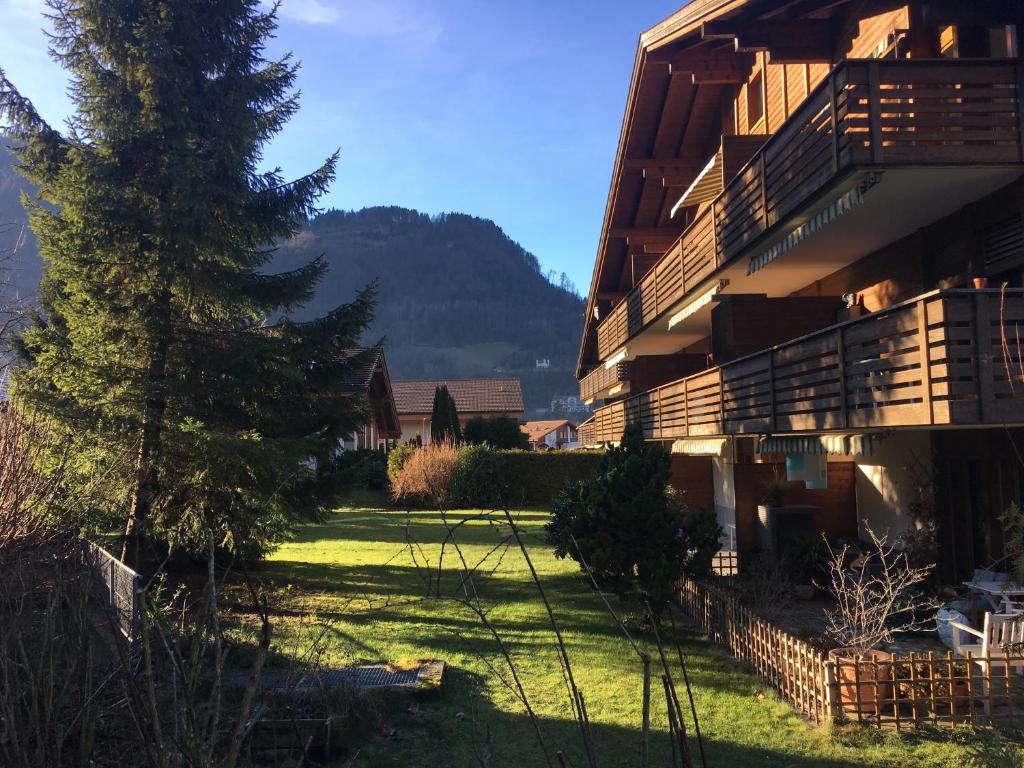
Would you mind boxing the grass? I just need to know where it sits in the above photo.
[236,498,1024,767]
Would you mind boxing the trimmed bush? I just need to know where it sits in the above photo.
[388,444,604,509]
[453,443,507,507]
[390,441,461,506]
[387,443,417,486]
[545,422,720,609]
[463,415,530,450]
[498,451,602,508]
[335,449,388,491]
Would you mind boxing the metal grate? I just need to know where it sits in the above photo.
[251,662,430,692]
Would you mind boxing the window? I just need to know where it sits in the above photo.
[747,68,765,132]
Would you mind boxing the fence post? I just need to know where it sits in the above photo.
[108,557,116,610]
[824,660,842,725]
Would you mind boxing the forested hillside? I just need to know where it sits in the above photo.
[277,207,584,410]
[0,149,584,410]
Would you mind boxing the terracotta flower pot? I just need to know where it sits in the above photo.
[829,648,894,715]
[972,276,990,289]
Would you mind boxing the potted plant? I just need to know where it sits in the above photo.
[822,525,938,716]
[787,533,828,600]
[761,470,791,508]
[756,470,793,559]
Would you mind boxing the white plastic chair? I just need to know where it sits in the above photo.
[948,612,1024,712]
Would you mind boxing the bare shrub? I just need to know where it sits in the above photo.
[390,441,460,507]
[732,554,794,623]
[822,525,938,653]
[0,407,63,560]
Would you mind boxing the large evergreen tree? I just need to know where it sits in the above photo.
[0,0,376,566]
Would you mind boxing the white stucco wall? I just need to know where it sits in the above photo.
[854,430,932,541]
[712,456,737,549]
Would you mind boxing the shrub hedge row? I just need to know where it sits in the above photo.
[386,443,605,509]
[497,451,603,508]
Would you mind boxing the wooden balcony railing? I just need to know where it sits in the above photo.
[579,360,632,402]
[595,59,1024,361]
[583,289,1024,444]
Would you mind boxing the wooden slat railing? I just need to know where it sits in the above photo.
[586,289,1024,443]
[594,59,1024,361]
[579,360,632,402]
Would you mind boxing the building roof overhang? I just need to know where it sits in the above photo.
[576,0,861,377]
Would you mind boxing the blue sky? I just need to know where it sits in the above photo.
[0,0,683,291]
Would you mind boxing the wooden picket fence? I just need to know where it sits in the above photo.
[676,579,1024,729]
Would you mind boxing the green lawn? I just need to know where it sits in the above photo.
[241,499,1022,767]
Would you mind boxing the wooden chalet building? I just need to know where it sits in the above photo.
[520,419,580,450]
[337,348,401,451]
[575,0,1024,579]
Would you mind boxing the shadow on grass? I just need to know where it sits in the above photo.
[358,665,904,768]
[287,507,554,547]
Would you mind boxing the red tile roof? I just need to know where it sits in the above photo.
[520,420,574,442]
[392,378,524,415]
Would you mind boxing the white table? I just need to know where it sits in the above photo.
[964,580,1024,614]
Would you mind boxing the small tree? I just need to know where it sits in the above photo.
[822,524,938,654]
[430,385,461,444]
[464,415,529,450]
[447,387,462,443]
[546,422,719,610]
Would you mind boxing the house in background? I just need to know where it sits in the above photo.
[393,378,525,444]
[337,348,401,451]
[575,0,1024,579]
[521,419,579,450]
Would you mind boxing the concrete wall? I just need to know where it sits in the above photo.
[853,431,932,541]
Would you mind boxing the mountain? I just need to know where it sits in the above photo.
[0,150,41,302]
[0,150,584,411]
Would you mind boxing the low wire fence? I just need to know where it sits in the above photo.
[80,539,143,640]
[676,579,1024,729]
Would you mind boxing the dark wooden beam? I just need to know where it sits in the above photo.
[627,240,674,256]
[596,291,626,302]
[609,227,684,244]
[622,158,701,175]
[702,19,836,63]
[661,51,753,84]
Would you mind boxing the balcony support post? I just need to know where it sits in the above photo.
[828,71,840,175]
[975,292,995,424]
[836,326,848,429]
[683,377,690,438]
[759,152,769,230]
[916,299,934,426]
[867,61,883,164]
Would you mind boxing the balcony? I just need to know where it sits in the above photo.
[579,360,632,403]
[595,58,1024,362]
[583,289,1024,445]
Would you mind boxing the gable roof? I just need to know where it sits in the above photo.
[392,378,524,416]
[520,419,574,442]
[339,348,401,439]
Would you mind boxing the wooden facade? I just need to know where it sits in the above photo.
[583,289,1024,444]
[593,58,1024,362]
[578,0,1024,587]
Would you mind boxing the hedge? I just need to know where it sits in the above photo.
[388,444,606,509]
[496,451,603,508]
